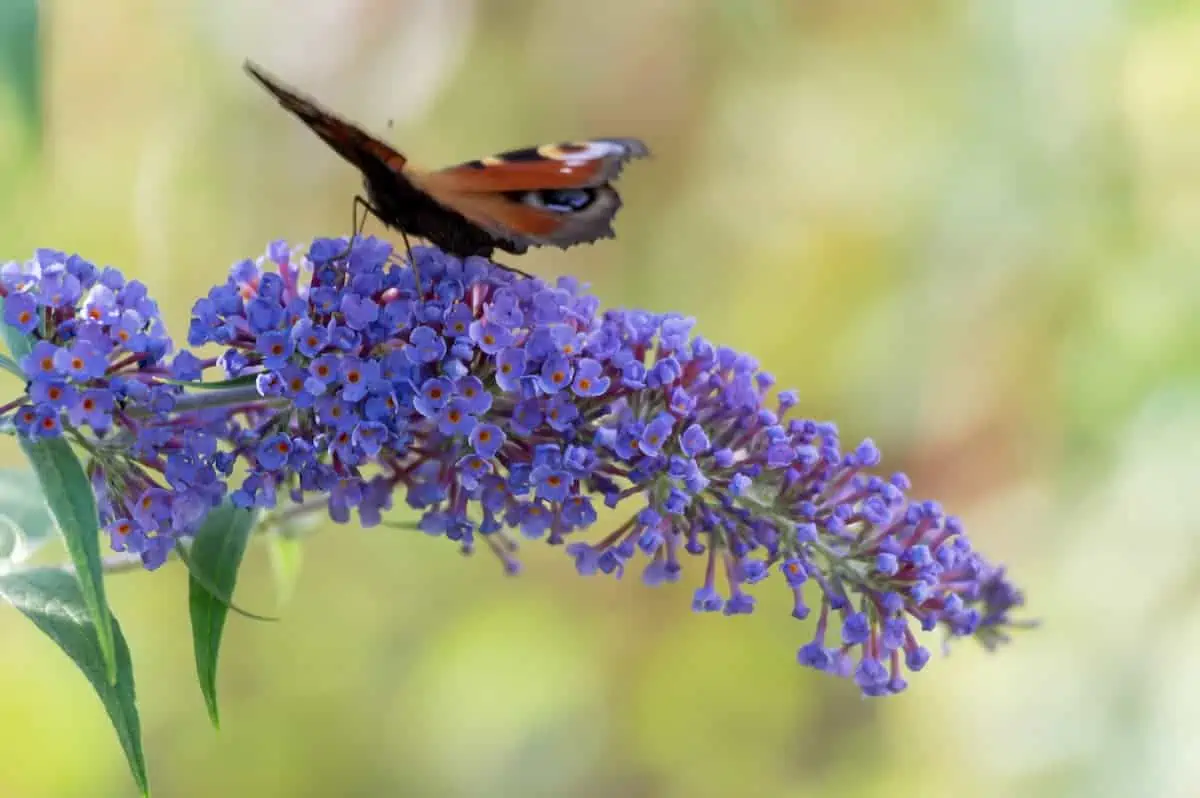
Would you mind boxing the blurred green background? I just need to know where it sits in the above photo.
[1,0,1197,796]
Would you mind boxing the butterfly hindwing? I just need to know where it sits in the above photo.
[427,139,649,192]
[410,139,649,251]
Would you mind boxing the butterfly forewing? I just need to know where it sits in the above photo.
[244,61,408,177]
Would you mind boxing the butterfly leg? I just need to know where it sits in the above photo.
[352,194,373,240]
[344,194,424,293]
[335,195,379,262]
[399,229,423,295]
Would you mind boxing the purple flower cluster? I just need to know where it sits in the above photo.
[0,248,226,567]
[0,238,1029,695]
[2,249,173,438]
[185,237,419,522]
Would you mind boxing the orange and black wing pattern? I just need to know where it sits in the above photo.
[410,139,650,252]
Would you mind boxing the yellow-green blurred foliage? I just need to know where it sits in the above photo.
[2,1,1198,796]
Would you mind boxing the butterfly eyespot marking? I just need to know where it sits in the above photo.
[539,142,600,160]
[513,188,597,213]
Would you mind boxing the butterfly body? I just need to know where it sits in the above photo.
[244,61,648,258]
[358,161,504,257]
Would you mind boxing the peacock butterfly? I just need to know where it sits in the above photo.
[244,60,649,259]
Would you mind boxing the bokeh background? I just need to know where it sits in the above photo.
[1,1,1197,796]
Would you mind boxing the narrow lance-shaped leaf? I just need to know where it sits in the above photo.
[18,436,117,682]
[0,467,59,568]
[162,373,259,391]
[0,0,41,147]
[0,351,24,380]
[0,294,34,364]
[187,502,257,727]
[0,568,149,796]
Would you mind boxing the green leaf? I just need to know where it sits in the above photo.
[179,545,276,622]
[266,530,304,606]
[0,295,34,363]
[187,502,256,727]
[18,435,116,683]
[0,467,58,567]
[0,351,24,379]
[0,568,148,795]
[0,0,41,147]
[161,373,259,390]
